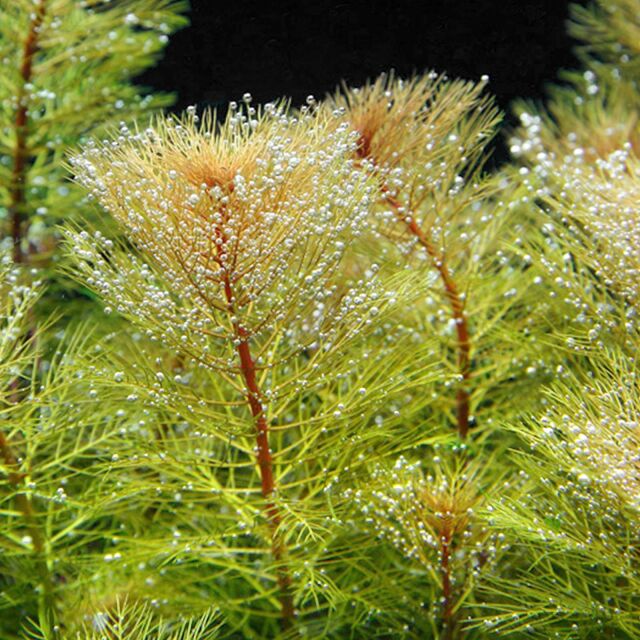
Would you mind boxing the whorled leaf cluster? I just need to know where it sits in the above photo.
[1,0,640,639]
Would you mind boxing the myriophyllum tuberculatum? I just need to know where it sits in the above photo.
[68,100,391,627]
[480,348,640,636]
[346,454,499,638]
[0,261,55,625]
[519,127,640,314]
[1,0,188,269]
[325,72,501,439]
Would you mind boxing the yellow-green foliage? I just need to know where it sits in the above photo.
[1,1,640,639]
[0,0,188,300]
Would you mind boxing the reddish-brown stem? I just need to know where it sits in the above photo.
[385,193,472,439]
[3,0,53,590]
[221,272,295,628]
[439,526,457,640]
[9,0,47,265]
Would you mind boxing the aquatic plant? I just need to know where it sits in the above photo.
[326,73,500,439]
[0,2,188,636]
[66,102,439,634]
[479,348,640,638]
[344,456,503,639]
[2,0,640,638]
[475,1,640,637]
[0,257,122,636]
[24,599,221,640]
[0,0,187,300]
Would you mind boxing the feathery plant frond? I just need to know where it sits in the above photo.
[569,0,640,84]
[510,77,640,164]
[48,309,443,635]
[484,10,640,632]
[478,346,640,638]
[0,256,42,388]
[508,114,640,355]
[68,104,387,369]
[324,72,502,440]
[0,255,153,638]
[506,0,640,358]
[0,258,56,636]
[324,71,551,449]
[22,598,221,640]
[491,6,640,626]
[300,70,559,638]
[510,0,640,164]
[0,0,188,307]
[65,99,438,634]
[542,147,640,313]
[0,2,189,635]
[343,454,504,639]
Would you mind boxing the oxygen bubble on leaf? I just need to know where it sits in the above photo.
[577,473,591,486]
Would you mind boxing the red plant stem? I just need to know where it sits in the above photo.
[5,5,56,633]
[9,0,47,265]
[440,526,457,640]
[385,193,472,439]
[221,273,295,628]
[3,3,54,586]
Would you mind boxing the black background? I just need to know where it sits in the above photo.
[139,0,580,163]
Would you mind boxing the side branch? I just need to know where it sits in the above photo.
[386,193,472,439]
[9,0,47,265]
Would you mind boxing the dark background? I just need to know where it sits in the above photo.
[139,0,580,163]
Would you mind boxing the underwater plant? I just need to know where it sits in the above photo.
[344,456,504,639]
[324,72,557,452]
[23,599,222,640]
[479,348,640,638]
[0,1,188,637]
[474,1,640,637]
[0,256,131,637]
[1,0,640,638]
[66,102,440,634]
[326,73,500,440]
[0,0,187,300]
